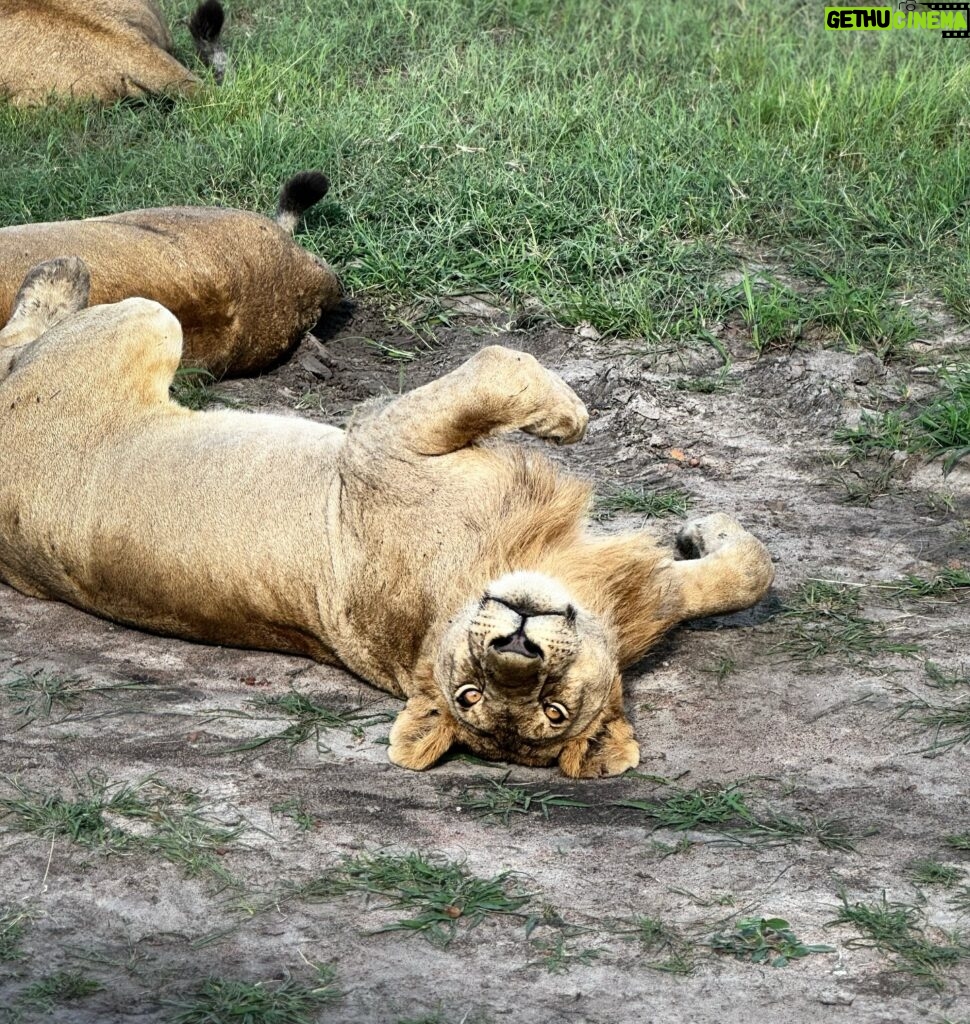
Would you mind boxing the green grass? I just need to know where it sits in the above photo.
[20,971,104,1010]
[909,860,965,889]
[615,784,756,831]
[671,371,734,394]
[275,852,532,947]
[527,932,603,974]
[2,671,85,723]
[949,887,970,915]
[0,773,246,882]
[1,671,147,726]
[775,580,921,666]
[730,271,922,359]
[896,693,970,757]
[926,662,970,690]
[166,968,339,1024]
[458,774,588,825]
[836,368,970,474]
[593,486,693,522]
[169,366,239,409]
[0,906,28,962]
[613,782,860,850]
[945,833,970,852]
[830,893,969,989]
[701,656,738,683]
[2,0,969,348]
[625,916,696,975]
[784,580,862,616]
[884,569,970,599]
[217,690,394,753]
[895,661,970,758]
[709,916,835,967]
[270,799,319,831]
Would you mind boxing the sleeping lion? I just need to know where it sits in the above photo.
[0,260,775,776]
[0,0,226,106]
[0,172,341,379]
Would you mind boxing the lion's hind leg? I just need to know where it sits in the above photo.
[671,513,775,621]
[0,257,91,380]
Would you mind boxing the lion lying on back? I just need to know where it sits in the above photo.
[0,260,774,776]
[0,0,225,106]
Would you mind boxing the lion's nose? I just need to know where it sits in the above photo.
[489,628,544,660]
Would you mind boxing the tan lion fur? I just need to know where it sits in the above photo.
[0,0,218,106]
[0,194,341,379]
[0,263,775,776]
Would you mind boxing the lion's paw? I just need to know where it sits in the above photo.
[11,256,91,329]
[523,372,589,445]
[676,513,748,559]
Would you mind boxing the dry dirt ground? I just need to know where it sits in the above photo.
[1,300,968,1023]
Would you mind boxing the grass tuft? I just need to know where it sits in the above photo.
[219,691,394,753]
[458,774,588,826]
[279,852,531,947]
[271,799,320,832]
[830,892,969,989]
[909,860,965,889]
[1,671,144,726]
[926,662,970,690]
[613,782,861,850]
[701,656,738,683]
[21,970,104,1010]
[626,915,696,975]
[169,367,240,410]
[0,773,246,882]
[836,368,970,474]
[166,967,340,1024]
[0,906,28,962]
[878,569,970,600]
[775,581,920,666]
[593,486,693,522]
[526,933,603,974]
[896,693,970,757]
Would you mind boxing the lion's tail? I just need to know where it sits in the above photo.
[275,172,331,235]
[189,0,227,83]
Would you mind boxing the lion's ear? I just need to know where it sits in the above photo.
[557,684,639,778]
[387,695,457,771]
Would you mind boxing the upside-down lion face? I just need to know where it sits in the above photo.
[388,572,640,778]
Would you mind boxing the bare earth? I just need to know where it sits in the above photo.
[1,302,968,1023]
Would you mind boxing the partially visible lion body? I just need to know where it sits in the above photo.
[0,204,341,378]
[0,0,212,105]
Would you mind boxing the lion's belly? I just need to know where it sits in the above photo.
[0,404,345,661]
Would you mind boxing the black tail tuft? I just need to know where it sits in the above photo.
[277,171,331,220]
[189,0,224,44]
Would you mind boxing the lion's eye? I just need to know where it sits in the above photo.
[455,685,483,709]
[543,703,568,724]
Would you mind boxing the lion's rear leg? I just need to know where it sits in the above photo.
[0,257,91,379]
[671,513,775,621]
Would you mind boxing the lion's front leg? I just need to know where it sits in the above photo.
[669,513,775,623]
[351,345,589,456]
